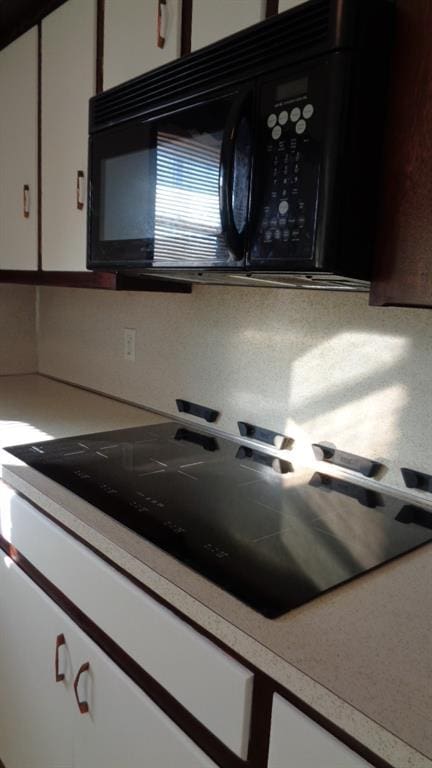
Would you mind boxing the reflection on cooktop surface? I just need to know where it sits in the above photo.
[6,422,432,617]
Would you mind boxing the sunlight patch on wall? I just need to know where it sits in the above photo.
[289,333,409,412]
[298,384,408,459]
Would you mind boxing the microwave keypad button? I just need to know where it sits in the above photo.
[274,229,281,240]
[264,230,272,242]
[290,107,301,122]
[282,230,290,242]
[303,103,314,119]
[278,110,289,126]
[267,113,277,128]
[295,119,307,135]
[272,125,282,140]
[278,200,289,215]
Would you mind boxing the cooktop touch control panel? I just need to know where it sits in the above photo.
[250,70,322,268]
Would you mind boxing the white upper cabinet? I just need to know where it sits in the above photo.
[191,0,266,51]
[104,0,182,90]
[268,695,373,768]
[41,0,97,271]
[0,27,38,270]
[279,0,308,10]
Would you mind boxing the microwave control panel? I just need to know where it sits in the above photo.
[250,72,322,268]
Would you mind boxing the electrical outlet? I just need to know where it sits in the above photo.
[124,328,136,362]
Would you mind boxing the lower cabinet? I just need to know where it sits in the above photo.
[268,694,372,768]
[0,490,381,768]
[0,553,217,768]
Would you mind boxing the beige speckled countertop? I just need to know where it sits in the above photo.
[1,374,431,768]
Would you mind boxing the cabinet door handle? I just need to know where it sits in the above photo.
[73,662,90,714]
[157,0,167,48]
[55,633,66,682]
[23,184,30,218]
[76,171,85,210]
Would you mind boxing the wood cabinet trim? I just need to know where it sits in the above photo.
[0,270,192,292]
[96,0,104,93]
[265,0,279,18]
[1,483,392,768]
[0,0,68,52]
[181,0,193,56]
[370,0,432,308]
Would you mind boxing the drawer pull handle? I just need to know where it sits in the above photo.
[23,184,30,218]
[73,662,90,714]
[55,633,66,682]
[76,170,85,210]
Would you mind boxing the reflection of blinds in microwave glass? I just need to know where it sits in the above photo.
[154,131,226,266]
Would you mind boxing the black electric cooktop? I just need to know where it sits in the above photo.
[6,422,432,618]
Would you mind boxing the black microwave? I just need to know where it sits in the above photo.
[87,0,393,290]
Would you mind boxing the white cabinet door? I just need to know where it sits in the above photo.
[41,0,96,271]
[268,695,372,768]
[68,625,218,768]
[191,0,265,50]
[104,0,181,90]
[4,492,253,759]
[0,552,218,768]
[278,0,308,11]
[0,554,73,768]
[0,27,38,270]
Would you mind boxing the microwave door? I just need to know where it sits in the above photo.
[88,91,252,272]
[152,91,251,270]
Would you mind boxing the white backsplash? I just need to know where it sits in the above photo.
[37,285,432,492]
[0,285,37,374]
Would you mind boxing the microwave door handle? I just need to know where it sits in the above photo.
[219,91,251,261]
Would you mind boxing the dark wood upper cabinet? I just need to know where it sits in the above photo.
[370,0,432,308]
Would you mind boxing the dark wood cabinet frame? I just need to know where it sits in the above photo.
[369,0,432,308]
[0,483,393,768]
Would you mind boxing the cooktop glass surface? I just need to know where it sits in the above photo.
[6,422,432,617]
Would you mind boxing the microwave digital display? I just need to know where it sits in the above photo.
[276,77,308,101]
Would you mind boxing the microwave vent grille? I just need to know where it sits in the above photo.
[91,0,332,130]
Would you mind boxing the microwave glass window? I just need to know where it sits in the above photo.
[100,149,153,241]
[90,91,251,268]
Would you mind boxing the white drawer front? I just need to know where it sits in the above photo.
[268,695,372,768]
[1,491,253,758]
